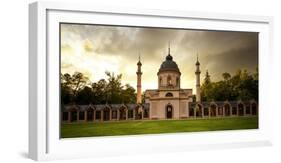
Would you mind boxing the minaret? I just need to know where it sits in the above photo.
[136,53,142,104]
[195,53,201,102]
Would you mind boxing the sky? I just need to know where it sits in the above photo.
[60,23,258,92]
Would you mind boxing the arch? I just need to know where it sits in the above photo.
[119,106,127,120]
[86,107,94,121]
[143,108,149,118]
[95,110,101,120]
[196,104,203,117]
[204,107,209,116]
[111,110,118,119]
[69,107,78,122]
[251,103,257,115]
[224,103,231,116]
[189,107,194,117]
[238,103,244,116]
[165,92,173,97]
[103,107,111,121]
[210,104,217,117]
[218,106,223,116]
[166,104,173,119]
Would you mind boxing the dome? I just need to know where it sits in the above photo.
[158,53,180,74]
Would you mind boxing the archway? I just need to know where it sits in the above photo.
[87,108,94,121]
[119,106,127,120]
[238,103,244,116]
[196,104,203,117]
[210,104,217,117]
[166,105,173,119]
[103,107,110,121]
[224,104,231,116]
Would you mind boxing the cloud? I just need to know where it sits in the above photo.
[60,23,258,91]
[83,39,94,53]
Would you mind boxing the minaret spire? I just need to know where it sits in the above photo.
[195,53,201,102]
[136,52,142,104]
[168,41,171,54]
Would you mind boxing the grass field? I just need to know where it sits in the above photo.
[61,117,258,138]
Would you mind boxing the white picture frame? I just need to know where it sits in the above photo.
[29,1,274,161]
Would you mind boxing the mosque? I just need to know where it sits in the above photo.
[62,46,258,122]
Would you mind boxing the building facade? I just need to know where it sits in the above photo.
[144,47,193,119]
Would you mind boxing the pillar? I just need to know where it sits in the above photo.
[76,111,79,122]
[109,110,112,121]
[101,110,104,121]
[93,110,96,121]
[84,111,87,122]
[117,109,120,120]
[68,112,71,123]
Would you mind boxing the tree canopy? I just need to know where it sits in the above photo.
[61,71,136,105]
[200,68,258,101]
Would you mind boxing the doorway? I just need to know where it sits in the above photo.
[166,105,173,119]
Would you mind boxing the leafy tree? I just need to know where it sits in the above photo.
[61,71,137,105]
[200,68,258,101]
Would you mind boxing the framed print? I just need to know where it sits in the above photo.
[29,1,274,161]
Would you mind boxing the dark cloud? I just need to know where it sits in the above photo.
[61,23,258,83]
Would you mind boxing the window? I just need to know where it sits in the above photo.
[165,92,173,97]
[167,75,172,86]
[176,77,179,86]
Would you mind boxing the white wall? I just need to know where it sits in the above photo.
[0,0,280,162]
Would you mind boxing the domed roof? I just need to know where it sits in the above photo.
[158,53,180,74]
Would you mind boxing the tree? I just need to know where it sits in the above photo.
[200,69,258,101]
[222,72,231,81]
[60,71,137,105]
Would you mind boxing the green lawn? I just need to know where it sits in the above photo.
[61,117,258,138]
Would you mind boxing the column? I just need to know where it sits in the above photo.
[117,109,120,120]
[126,110,128,120]
[133,109,136,120]
[76,111,79,122]
[250,105,252,116]
[215,107,218,117]
[109,110,112,121]
[208,106,211,118]
[84,111,87,122]
[93,110,96,121]
[68,112,71,123]
[101,110,104,121]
